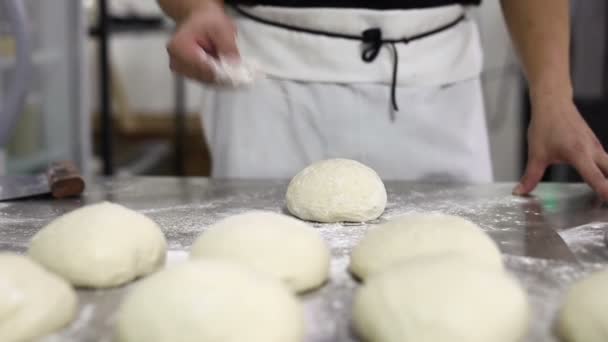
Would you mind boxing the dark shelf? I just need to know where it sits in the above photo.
[92,3,184,176]
[89,15,168,36]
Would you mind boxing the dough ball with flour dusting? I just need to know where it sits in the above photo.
[286,159,387,223]
[29,202,167,288]
[350,213,503,280]
[353,255,530,342]
[116,260,303,342]
[190,211,330,292]
[0,253,77,341]
[557,269,608,342]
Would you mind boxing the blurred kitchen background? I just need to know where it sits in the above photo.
[0,0,605,181]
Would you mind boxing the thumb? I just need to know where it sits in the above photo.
[514,158,547,196]
[210,24,239,59]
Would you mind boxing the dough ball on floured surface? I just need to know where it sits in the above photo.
[29,202,167,288]
[557,269,608,342]
[286,159,387,223]
[353,254,530,342]
[190,211,330,292]
[0,253,77,341]
[116,260,304,342]
[349,213,502,279]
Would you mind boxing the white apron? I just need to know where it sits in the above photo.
[201,5,493,182]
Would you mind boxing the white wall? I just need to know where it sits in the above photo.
[89,33,204,115]
[92,1,525,180]
[87,0,202,115]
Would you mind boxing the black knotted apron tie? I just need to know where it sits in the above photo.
[361,28,401,116]
[361,28,383,62]
[232,5,466,120]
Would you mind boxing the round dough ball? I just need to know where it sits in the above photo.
[116,260,303,342]
[349,213,502,279]
[190,211,330,293]
[353,254,530,342]
[0,253,77,341]
[286,159,387,223]
[29,202,167,288]
[557,269,608,342]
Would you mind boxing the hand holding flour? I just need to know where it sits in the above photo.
[166,2,256,85]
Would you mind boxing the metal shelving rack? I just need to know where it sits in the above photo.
[91,0,187,176]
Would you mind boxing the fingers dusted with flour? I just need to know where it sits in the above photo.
[160,0,239,83]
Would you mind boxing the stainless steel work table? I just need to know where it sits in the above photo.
[0,178,607,342]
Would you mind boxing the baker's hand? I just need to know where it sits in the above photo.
[513,98,608,200]
[166,2,238,83]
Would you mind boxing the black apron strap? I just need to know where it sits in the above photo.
[230,0,481,10]
[232,5,466,119]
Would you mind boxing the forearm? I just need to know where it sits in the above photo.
[501,0,572,106]
[158,0,223,22]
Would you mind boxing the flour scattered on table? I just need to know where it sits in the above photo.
[138,202,219,214]
[316,223,368,252]
[166,250,189,267]
[503,255,605,342]
[303,255,357,342]
[13,181,602,342]
[381,184,532,231]
[41,304,96,342]
[137,186,289,250]
[559,222,608,264]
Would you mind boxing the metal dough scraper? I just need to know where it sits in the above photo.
[0,161,85,201]
[523,200,579,263]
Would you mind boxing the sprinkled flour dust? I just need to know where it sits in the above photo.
[381,184,533,229]
[1,179,607,342]
[559,222,608,264]
[303,255,358,342]
[504,255,607,342]
[42,304,96,342]
[166,250,189,267]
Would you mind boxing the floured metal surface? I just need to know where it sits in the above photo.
[0,178,607,342]
[558,222,608,264]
